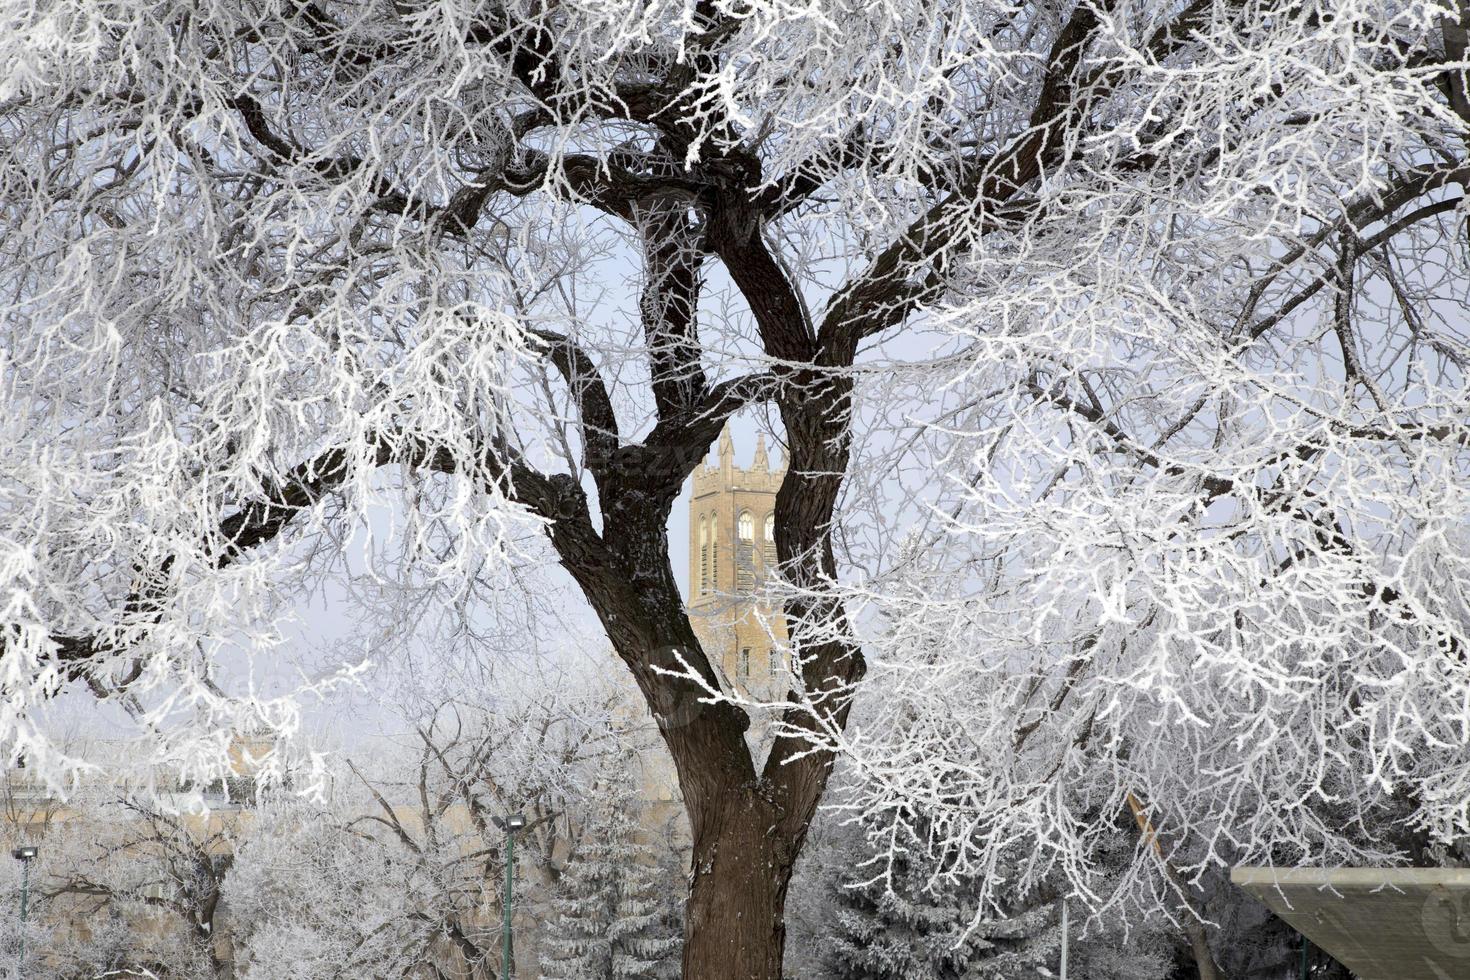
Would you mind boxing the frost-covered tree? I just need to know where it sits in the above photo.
[539,758,681,980]
[0,775,225,980]
[806,811,1173,980]
[823,848,1059,980]
[225,796,440,980]
[48,795,236,978]
[226,678,647,979]
[607,839,682,980]
[4,1,1470,976]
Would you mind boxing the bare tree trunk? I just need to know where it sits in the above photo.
[513,159,864,980]
[542,472,841,979]
[682,794,794,979]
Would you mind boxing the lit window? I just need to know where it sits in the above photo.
[738,511,754,540]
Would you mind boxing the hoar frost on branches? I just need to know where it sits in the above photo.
[2,0,1469,977]
[539,753,682,980]
[801,0,1470,917]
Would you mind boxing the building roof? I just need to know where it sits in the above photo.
[1231,866,1470,979]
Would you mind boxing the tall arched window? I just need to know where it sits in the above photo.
[698,517,709,594]
[736,511,756,590]
[709,513,718,590]
[763,514,774,541]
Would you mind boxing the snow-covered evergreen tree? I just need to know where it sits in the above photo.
[541,838,617,978]
[820,817,1057,980]
[608,817,682,980]
[812,812,1174,980]
[540,758,681,980]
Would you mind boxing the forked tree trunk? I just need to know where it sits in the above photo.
[533,197,861,980]
[548,495,832,980]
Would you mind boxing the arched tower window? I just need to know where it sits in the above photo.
[764,514,774,541]
[763,513,777,573]
[736,511,756,590]
[698,517,709,594]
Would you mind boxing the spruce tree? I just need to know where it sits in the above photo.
[821,819,1058,980]
[540,761,681,980]
[814,814,1175,980]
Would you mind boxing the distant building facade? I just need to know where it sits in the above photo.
[687,425,789,700]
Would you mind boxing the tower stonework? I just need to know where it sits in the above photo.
[687,425,789,697]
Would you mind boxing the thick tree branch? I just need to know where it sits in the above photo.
[816,1,1110,358]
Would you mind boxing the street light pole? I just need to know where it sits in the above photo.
[492,813,526,980]
[12,845,38,980]
[502,825,514,980]
[1060,899,1069,980]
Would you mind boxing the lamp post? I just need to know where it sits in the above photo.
[1060,898,1069,980]
[491,813,526,980]
[12,845,38,980]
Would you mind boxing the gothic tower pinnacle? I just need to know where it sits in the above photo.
[686,429,789,695]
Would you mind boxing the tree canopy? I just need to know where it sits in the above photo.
[2,1,1468,975]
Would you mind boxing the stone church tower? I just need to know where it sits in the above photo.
[687,424,789,697]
